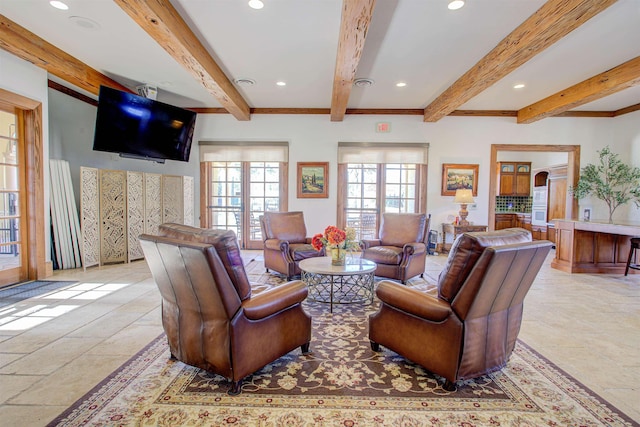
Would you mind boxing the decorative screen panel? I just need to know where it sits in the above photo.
[144,173,162,235]
[162,175,183,224]
[99,169,127,264]
[126,171,144,262]
[183,175,194,226]
[80,167,100,269]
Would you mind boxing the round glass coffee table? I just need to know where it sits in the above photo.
[299,256,376,312]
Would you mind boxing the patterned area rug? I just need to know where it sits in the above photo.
[48,259,637,426]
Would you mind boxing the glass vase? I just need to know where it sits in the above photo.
[331,247,346,266]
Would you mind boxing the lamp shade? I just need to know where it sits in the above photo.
[454,189,474,204]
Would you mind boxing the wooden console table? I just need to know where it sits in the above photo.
[552,219,640,274]
[442,223,488,252]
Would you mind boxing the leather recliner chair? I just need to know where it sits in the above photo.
[360,213,429,283]
[260,211,324,280]
[369,228,552,390]
[139,223,312,395]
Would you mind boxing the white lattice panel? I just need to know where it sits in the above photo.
[100,169,127,264]
[144,173,162,235]
[162,175,183,224]
[127,171,145,262]
[183,175,194,226]
[80,167,100,270]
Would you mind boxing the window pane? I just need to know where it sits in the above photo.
[265,167,279,182]
[250,166,265,181]
[363,184,377,198]
[250,182,264,197]
[386,168,400,184]
[265,183,279,197]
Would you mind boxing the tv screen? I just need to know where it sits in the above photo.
[93,86,196,163]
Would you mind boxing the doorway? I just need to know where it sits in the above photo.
[489,144,580,231]
[0,88,46,287]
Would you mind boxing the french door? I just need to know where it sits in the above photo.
[338,163,426,240]
[202,161,287,249]
[0,110,26,285]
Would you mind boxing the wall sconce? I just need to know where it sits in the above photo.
[454,189,475,225]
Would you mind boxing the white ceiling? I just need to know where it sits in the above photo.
[1,0,639,114]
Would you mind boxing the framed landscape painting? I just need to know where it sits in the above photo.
[297,162,328,198]
[441,163,479,196]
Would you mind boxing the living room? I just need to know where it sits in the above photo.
[0,0,639,424]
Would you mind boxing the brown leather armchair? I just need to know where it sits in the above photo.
[260,211,324,280]
[360,213,429,283]
[140,223,312,395]
[369,228,552,390]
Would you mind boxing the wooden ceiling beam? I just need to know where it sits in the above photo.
[518,56,640,123]
[330,0,376,122]
[114,0,251,121]
[422,0,618,123]
[0,15,132,96]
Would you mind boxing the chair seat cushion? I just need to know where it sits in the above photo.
[289,243,321,261]
[363,246,402,265]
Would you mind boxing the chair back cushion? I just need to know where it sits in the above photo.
[437,228,532,302]
[379,213,427,247]
[261,211,308,244]
[158,223,251,300]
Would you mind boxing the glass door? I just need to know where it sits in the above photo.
[342,163,422,240]
[204,161,284,249]
[0,110,26,285]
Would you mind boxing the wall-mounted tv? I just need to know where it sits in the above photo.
[93,85,197,163]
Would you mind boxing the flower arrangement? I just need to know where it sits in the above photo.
[312,226,359,265]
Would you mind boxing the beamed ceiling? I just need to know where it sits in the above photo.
[1,0,639,123]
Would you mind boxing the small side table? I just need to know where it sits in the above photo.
[442,223,488,252]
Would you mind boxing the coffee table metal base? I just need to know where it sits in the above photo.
[302,270,375,312]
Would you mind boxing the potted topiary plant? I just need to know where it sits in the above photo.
[572,146,640,223]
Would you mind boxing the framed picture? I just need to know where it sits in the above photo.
[441,163,479,196]
[297,162,329,198]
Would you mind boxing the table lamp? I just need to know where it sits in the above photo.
[454,188,474,225]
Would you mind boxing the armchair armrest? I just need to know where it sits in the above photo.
[360,239,381,250]
[402,242,426,256]
[376,280,451,322]
[242,280,308,320]
[264,238,290,252]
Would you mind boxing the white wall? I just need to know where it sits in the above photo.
[193,112,637,235]
[0,50,51,261]
[46,73,640,242]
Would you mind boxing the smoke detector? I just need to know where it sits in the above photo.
[354,78,374,87]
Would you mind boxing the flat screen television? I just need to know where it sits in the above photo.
[92,85,197,163]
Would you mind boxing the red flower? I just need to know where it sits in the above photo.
[311,233,324,251]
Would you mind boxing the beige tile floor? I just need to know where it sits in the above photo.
[0,249,638,426]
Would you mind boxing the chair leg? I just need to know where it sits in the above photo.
[266,268,270,273]
[228,380,243,396]
[370,341,380,352]
[443,380,457,391]
[301,342,311,354]
[625,245,635,276]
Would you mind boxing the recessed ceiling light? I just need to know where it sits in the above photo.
[49,1,69,10]
[396,82,407,87]
[276,81,286,86]
[513,83,525,89]
[354,78,374,87]
[248,0,264,9]
[234,78,256,87]
[448,0,465,10]
[69,16,100,31]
